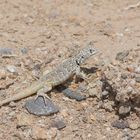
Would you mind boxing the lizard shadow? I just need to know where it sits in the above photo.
[100,73,140,120]
[55,66,98,101]
[56,66,98,91]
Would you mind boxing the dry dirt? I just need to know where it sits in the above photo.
[0,0,140,139]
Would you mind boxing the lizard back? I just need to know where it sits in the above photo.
[41,42,97,86]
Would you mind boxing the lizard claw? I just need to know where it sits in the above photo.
[36,87,52,101]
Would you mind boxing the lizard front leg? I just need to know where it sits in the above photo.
[75,66,89,84]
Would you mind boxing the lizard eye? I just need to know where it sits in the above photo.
[81,56,84,58]
[76,60,80,65]
[90,49,93,53]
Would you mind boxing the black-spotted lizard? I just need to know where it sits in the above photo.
[0,42,97,106]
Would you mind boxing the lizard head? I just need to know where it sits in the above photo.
[75,42,97,65]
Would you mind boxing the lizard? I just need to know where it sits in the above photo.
[0,42,97,106]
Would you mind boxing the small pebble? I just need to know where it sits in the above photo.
[116,50,129,61]
[119,105,131,116]
[101,90,109,96]
[127,66,134,72]
[89,114,96,122]
[0,68,7,79]
[88,87,99,98]
[129,122,140,130]
[121,73,127,79]
[51,119,66,130]
[129,79,136,86]
[135,76,140,83]
[134,67,140,74]
[6,65,17,74]
[20,48,28,54]
[126,86,133,94]
[0,47,13,55]
[111,120,129,129]
[62,88,86,101]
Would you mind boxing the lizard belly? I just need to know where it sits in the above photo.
[46,70,74,86]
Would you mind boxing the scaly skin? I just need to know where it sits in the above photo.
[0,43,97,106]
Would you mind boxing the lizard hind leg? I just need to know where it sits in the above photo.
[35,85,52,104]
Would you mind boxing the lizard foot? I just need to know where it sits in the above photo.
[35,86,52,103]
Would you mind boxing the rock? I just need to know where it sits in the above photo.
[101,90,109,96]
[135,76,140,83]
[126,86,133,94]
[88,87,99,98]
[116,50,129,61]
[20,48,28,54]
[129,122,140,130]
[62,88,86,101]
[0,47,13,55]
[129,79,136,86]
[135,67,140,74]
[51,119,66,130]
[89,114,96,122]
[6,65,17,74]
[121,73,127,79]
[126,66,134,73]
[111,120,129,129]
[119,105,131,116]
[0,67,7,79]
[25,95,59,116]
[99,48,140,120]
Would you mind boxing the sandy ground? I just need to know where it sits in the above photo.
[0,0,140,139]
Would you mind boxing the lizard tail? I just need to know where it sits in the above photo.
[0,98,13,106]
[0,81,44,107]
